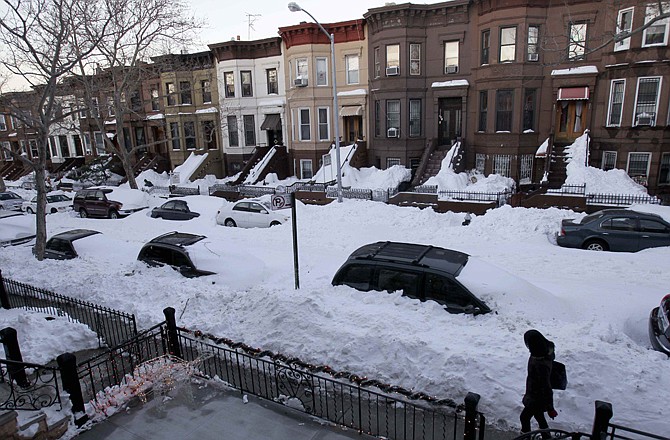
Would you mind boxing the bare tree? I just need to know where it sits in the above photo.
[0,0,108,259]
[73,0,200,189]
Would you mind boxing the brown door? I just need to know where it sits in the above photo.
[438,98,462,146]
[344,116,362,144]
[555,101,588,141]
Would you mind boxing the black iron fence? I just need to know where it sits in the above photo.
[438,189,511,205]
[606,423,669,440]
[0,272,138,348]
[0,358,62,411]
[546,184,587,195]
[586,193,661,206]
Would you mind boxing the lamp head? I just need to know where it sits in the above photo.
[288,2,302,12]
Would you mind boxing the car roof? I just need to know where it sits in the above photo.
[147,231,206,247]
[597,208,667,221]
[0,210,23,219]
[50,229,101,241]
[347,241,469,276]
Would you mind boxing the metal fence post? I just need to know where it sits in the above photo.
[0,327,29,387]
[591,400,613,440]
[464,392,481,440]
[56,353,88,427]
[163,307,182,359]
[0,270,10,309]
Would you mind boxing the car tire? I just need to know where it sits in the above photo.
[109,210,119,219]
[26,207,34,214]
[224,218,236,227]
[79,208,88,218]
[584,239,608,252]
[270,221,281,227]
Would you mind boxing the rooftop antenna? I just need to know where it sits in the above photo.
[245,13,261,40]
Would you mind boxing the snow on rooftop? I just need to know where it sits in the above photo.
[195,107,218,114]
[551,65,598,76]
[146,113,164,120]
[337,89,367,96]
[432,79,469,88]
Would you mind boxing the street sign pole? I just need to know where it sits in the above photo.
[291,192,299,289]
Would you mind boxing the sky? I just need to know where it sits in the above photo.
[1,137,669,437]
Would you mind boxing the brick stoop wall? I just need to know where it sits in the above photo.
[0,410,70,440]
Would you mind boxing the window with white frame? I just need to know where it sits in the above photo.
[476,153,486,173]
[170,122,180,150]
[627,152,651,185]
[0,116,6,131]
[300,159,313,179]
[607,79,626,127]
[345,55,359,84]
[615,8,634,51]
[82,134,92,155]
[224,72,235,98]
[481,30,490,65]
[519,154,533,184]
[386,44,400,68]
[374,47,381,78]
[444,41,459,73]
[184,121,196,150]
[568,23,587,60]
[2,141,11,160]
[633,77,661,126]
[241,71,253,97]
[643,3,669,47]
[387,157,401,168]
[659,153,670,184]
[94,132,105,155]
[409,44,421,75]
[317,107,329,141]
[602,151,617,171]
[314,58,326,86]
[243,115,255,146]
[106,96,115,117]
[299,109,310,141]
[493,154,512,177]
[201,80,211,103]
[180,81,192,104]
[227,115,239,147]
[386,100,400,135]
[409,99,421,137]
[499,27,516,62]
[267,69,278,95]
[29,140,38,158]
[166,83,176,106]
[527,26,539,61]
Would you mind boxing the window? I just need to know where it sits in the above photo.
[607,80,626,127]
[374,47,381,78]
[224,72,235,98]
[227,116,239,147]
[94,132,105,155]
[527,26,539,61]
[659,153,670,184]
[377,268,420,298]
[568,23,587,60]
[476,153,486,174]
[481,30,490,65]
[29,139,38,159]
[374,100,381,137]
[2,141,11,160]
[267,68,278,95]
[627,152,651,184]
[478,91,488,132]
[299,109,310,141]
[184,121,196,150]
[520,154,533,184]
[493,154,512,177]
[107,96,115,117]
[386,44,400,68]
[444,41,459,73]
[201,80,211,103]
[170,122,180,150]
[296,58,309,83]
[633,77,661,126]
[602,151,617,171]
[180,81,192,105]
[315,58,326,86]
[300,159,313,179]
[130,90,141,110]
[499,27,516,62]
[643,3,669,47]
[166,83,176,106]
[615,8,634,51]
[640,219,670,233]
[202,121,217,149]
[243,115,255,146]
[135,127,145,148]
[0,116,6,131]
[345,55,359,84]
[386,158,401,168]
[409,99,421,137]
[496,90,513,132]
[318,107,329,141]
[241,71,252,97]
[522,89,536,131]
[151,87,160,111]
[386,100,400,135]
[409,44,421,75]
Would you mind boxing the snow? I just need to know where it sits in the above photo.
[551,66,598,76]
[173,152,208,184]
[311,144,356,183]
[337,89,367,96]
[195,107,218,114]
[244,148,276,184]
[2,154,669,437]
[341,164,411,190]
[536,138,549,157]
[432,79,469,88]
[94,186,150,210]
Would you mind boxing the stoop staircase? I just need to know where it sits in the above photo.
[417,148,448,185]
[547,141,570,189]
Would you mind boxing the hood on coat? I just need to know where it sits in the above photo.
[524,329,554,357]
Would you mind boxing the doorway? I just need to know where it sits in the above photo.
[555,101,588,141]
[343,116,362,144]
[438,98,462,146]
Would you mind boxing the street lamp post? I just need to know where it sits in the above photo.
[288,2,343,203]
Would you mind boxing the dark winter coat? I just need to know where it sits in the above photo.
[522,330,555,411]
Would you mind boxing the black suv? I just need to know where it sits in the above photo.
[42,229,101,260]
[137,232,214,278]
[332,241,491,315]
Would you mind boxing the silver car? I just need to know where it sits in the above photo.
[0,191,25,211]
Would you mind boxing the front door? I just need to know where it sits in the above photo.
[344,116,363,144]
[438,98,462,146]
[555,101,588,141]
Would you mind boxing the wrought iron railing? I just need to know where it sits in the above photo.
[606,423,670,440]
[1,276,138,349]
[0,358,62,411]
[586,193,661,206]
[412,185,439,194]
[546,184,587,195]
[437,190,510,203]
[326,187,373,200]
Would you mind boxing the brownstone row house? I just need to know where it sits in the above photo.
[1,0,668,201]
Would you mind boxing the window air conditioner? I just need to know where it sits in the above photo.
[528,53,539,62]
[387,127,400,138]
[386,66,399,76]
[294,78,308,87]
[635,112,655,126]
[445,65,458,74]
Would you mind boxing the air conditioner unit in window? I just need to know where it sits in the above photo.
[445,65,458,74]
[635,112,655,126]
[386,66,399,76]
[294,78,308,87]
[528,53,539,62]
[387,127,400,138]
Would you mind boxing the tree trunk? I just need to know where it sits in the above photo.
[0,176,5,192]
[33,141,49,261]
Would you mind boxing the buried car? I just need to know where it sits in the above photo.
[649,294,670,356]
[22,192,72,214]
[0,211,35,246]
[556,209,670,252]
[0,191,25,211]
[73,187,149,219]
[137,232,219,277]
[150,199,200,220]
[216,199,289,228]
[42,229,101,260]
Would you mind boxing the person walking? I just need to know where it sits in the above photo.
[520,329,558,437]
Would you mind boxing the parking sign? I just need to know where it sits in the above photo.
[271,194,292,210]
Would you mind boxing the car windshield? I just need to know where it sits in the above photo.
[580,212,606,224]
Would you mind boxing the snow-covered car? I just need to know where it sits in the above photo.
[649,294,670,356]
[137,232,218,277]
[0,211,35,246]
[73,186,149,219]
[0,191,25,211]
[41,229,137,261]
[151,199,200,221]
[21,192,72,214]
[42,229,101,260]
[216,199,289,228]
